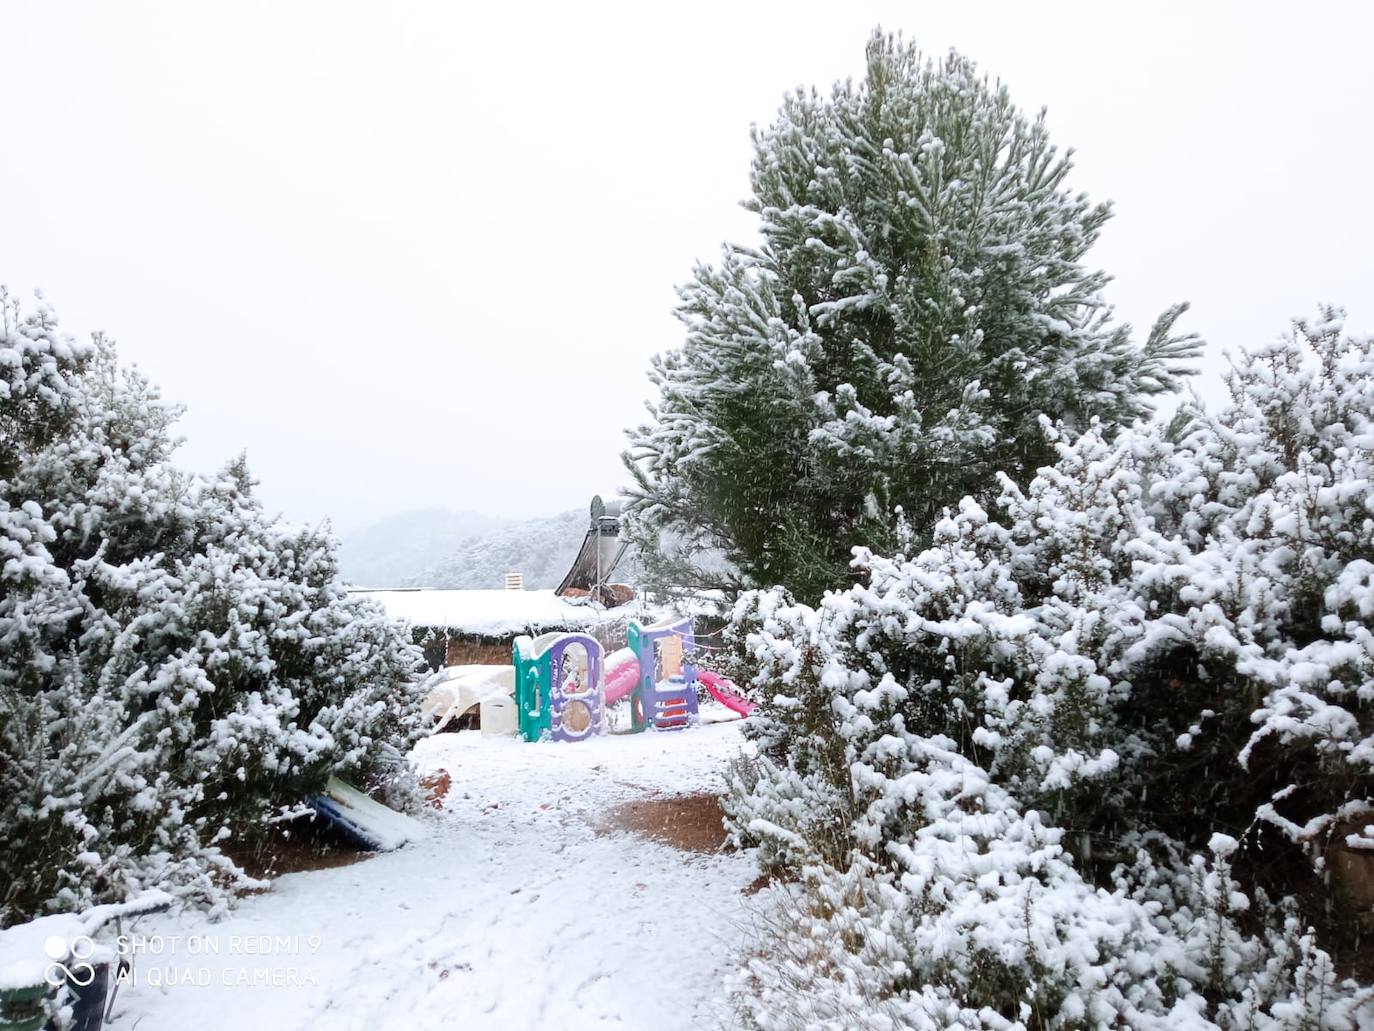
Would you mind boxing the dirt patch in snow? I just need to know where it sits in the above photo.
[741,873,773,896]
[227,825,374,879]
[599,793,730,853]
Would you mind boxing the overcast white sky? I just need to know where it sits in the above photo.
[5,1,1371,533]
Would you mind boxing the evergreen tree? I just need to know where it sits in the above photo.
[625,32,1199,602]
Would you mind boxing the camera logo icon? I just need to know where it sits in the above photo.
[43,934,96,987]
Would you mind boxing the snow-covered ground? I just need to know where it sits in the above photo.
[111,719,756,1030]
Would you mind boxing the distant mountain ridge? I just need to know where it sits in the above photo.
[340,506,642,592]
[338,509,506,588]
[405,509,587,590]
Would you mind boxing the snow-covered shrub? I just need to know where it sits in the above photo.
[736,828,1372,1029]
[0,294,428,925]
[725,311,1374,1026]
[0,288,90,478]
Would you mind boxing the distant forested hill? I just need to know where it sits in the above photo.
[405,509,587,589]
[342,507,641,591]
[338,509,506,587]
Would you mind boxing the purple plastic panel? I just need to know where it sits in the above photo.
[547,633,604,742]
[630,617,699,731]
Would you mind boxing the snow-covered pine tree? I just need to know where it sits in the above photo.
[0,294,428,924]
[624,32,1199,601]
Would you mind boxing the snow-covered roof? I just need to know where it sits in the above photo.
[352,588,626,637]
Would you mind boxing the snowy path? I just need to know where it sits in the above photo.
[115,720,756,1030]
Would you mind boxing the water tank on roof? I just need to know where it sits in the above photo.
[590,494,625,528]
[558,495,630,597]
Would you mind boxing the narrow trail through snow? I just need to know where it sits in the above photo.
[117,720,757,1030]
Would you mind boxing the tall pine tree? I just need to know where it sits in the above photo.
[624,32,1200,602]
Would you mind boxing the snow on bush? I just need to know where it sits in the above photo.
[0,291,429,926]
[724,311,1374,1027]
[0,289,90,479]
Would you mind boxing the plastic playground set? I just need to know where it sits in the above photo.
[426,614,755,743]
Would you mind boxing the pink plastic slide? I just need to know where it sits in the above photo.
[696,670,756,717]
[603,648,640,707]
[602,650,755,718]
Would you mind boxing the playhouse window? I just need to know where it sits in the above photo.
[560,642,591,697]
